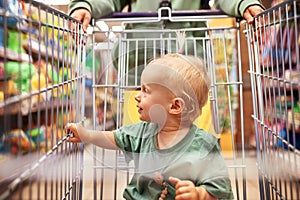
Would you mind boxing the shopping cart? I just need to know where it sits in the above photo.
[247,0,300,199]
[0,0,86,199]
[89,7,247,200]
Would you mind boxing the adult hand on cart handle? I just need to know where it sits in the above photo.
[69,8,92,33]
[243,5,264,24]
[243,5,265,44]
[68,5,264,33]
[169,177,217,200]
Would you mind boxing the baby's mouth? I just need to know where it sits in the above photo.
[137,105,143,113]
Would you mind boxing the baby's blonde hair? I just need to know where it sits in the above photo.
[148,53,211,122]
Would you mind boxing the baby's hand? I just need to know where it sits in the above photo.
[169,177,217,200]
[169,177,199,200]
[64,123,83,143]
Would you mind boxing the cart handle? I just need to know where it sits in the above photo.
[102,9,227,19]
[96,7,235,23]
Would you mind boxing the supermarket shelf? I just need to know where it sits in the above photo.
[0,47,32,63]
[23,39,69,64]
[0,95,73,116]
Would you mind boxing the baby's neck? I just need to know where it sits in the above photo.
[157,125,191,149]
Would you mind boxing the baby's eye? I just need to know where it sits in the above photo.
[141,85,148,93]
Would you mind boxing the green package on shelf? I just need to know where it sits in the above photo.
[4,61,36,92]
[26,126,45,145]
[0,0,25,47]
[7,30,26,54]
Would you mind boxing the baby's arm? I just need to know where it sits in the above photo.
[169,177,217,200]
[65,123,119,150]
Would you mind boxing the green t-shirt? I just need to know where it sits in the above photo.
[113,122,234,200]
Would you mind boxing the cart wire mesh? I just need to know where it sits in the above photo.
[0,0,86,199]
[246,0,300,199]
[87,8,247,200]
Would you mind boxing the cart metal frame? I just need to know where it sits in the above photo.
[0,0,86,199]
[89,7,246,200]
[247,0,300,199]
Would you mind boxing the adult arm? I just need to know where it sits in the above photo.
[68,0,128,32]
[68,0,129,18]
[214,0,264,23]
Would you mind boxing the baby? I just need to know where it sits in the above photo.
[65,53,234,200]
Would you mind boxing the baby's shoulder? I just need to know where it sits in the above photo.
[192,126,220,158]
[119,121,157,137]
[193,126,218,145]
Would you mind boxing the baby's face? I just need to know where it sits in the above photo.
[134,66,175,123]
[134,83,173,123]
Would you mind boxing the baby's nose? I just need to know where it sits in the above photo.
[134,92,141,102]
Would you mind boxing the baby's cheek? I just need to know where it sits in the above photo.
[149,104,167,124]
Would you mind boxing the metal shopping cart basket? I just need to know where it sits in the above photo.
[246,0,300,199]
[88,6,247,200]
[0,0,86,199]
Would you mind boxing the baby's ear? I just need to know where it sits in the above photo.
[169,97,185,115]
